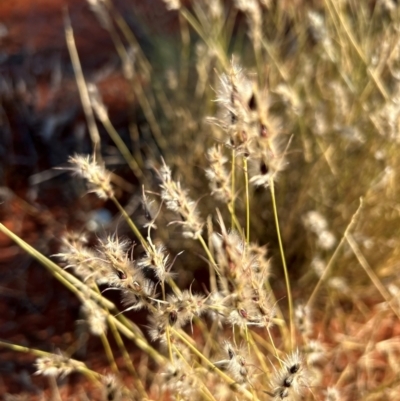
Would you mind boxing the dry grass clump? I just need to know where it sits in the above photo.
[2,0,400,400]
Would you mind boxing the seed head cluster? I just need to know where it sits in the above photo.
[214,342,250,385]
[35,353,85,378]
[208,62,287,187]
[270,350,309,400]
[158,160,204,239]
[68,154,114,199]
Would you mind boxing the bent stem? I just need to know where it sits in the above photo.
[269,177,294,350]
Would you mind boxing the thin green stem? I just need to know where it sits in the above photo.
[246,331,271,377]
[0,340,101,383]
[269,177,294,350]
[101,117,143,180]
[227,204,244,236]
[111,196,150,253]
[346,232,400,320]
[306,199,363,309]
[100,332,119,374]
[106,317,147,398]
[64,11,101,158]
[267,329,283,369]
[198,234,220,276]
[243,157,250,243]
[0,222,165,366]
[170,329,254,400]
[173,345,218,401]
[179,7,228,70]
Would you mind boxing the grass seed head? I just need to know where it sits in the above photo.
[35,353,85,378]
[68,154,114,199]
[159,160,204,239]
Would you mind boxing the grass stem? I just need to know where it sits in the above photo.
[269,177,294,349]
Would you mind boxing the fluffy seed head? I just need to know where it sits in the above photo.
[80,298,108,336]
[159,160,204,239]
[270,350,309,399]
[68,154,114,199]
[35,353,85,378]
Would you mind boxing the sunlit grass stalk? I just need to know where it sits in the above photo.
[325,0,389,100]
[198,234,220,276]
[100,19,166,152]
[192,316,220,354]
[48,376,62,401]
[171,328,255,401]
[0,340,101,383]
[160,280,173,362]
[198,318,219,359]
[99,108,144,180]
[172,345,218,401]
[269,176,294,349]
[243,157,250,243]
[110,196,150,253]
[0,223,113,309]
[0,222,165,365]
[254,46,264,88]
[228,204,245,236]
[261,38,289,82]
[244,325,251,354]
[346,232,400,320]
[306,199,363,309]
[100,332,119,374]
[90,284,147,395]
[262,278,290,342]
[106,316,148,398]
[113,317,165,365]
[246,332,271,377]
[64,11,101,159]
[104,0,151,73]
[251,330,282,369]
[166,326,174,362]
[129,123,145,168]
[179,7,228,70]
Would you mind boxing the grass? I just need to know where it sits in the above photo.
[1,0,400,400]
